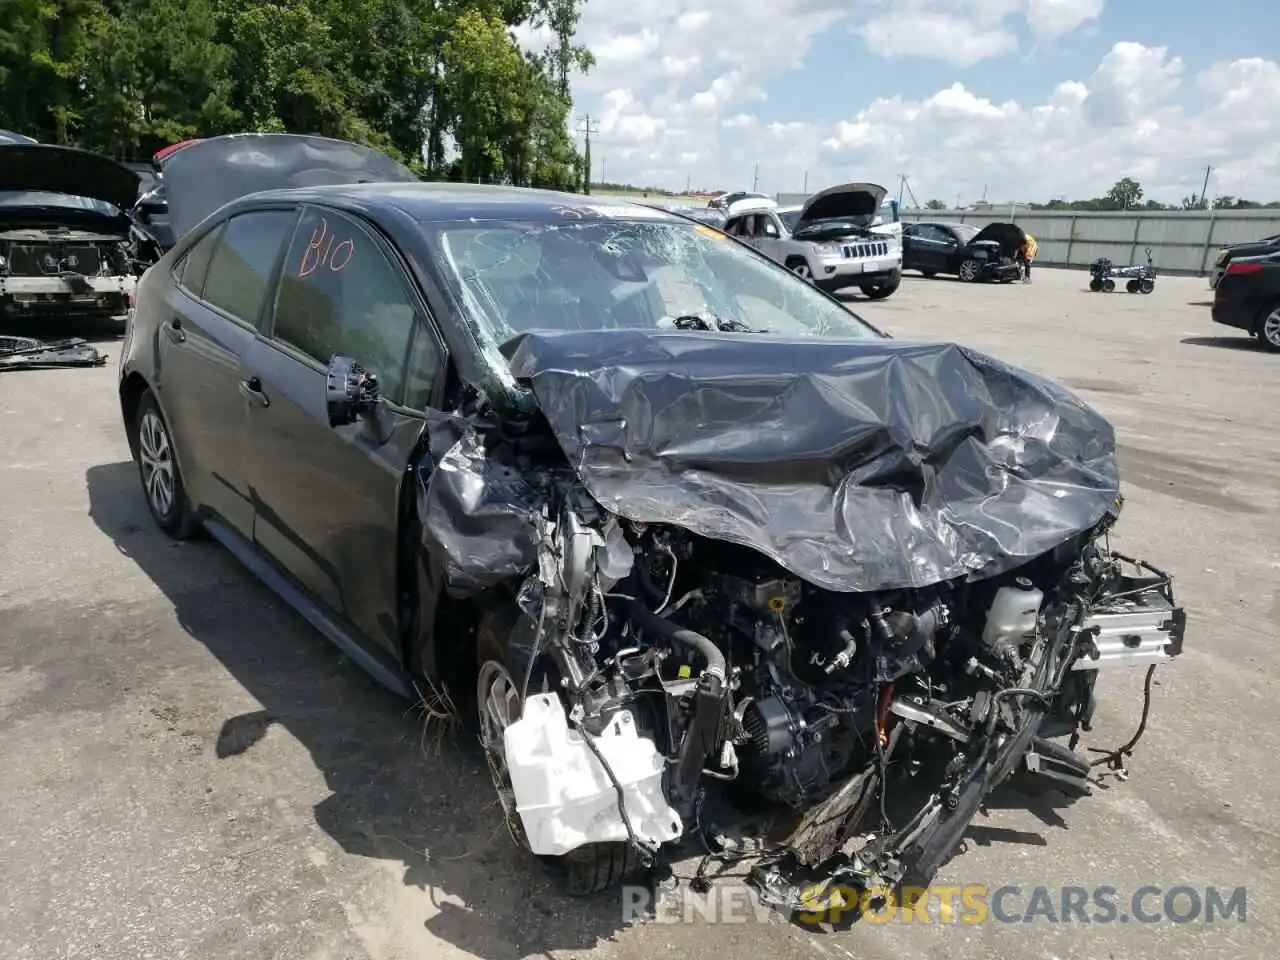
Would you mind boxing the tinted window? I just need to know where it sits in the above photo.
[177,223,224,298]
[203,211,297,322]
[273,207,417,402]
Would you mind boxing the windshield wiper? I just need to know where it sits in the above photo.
[669,312,756,333]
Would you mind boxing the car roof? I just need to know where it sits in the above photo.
[725,196,779,217]
[228,181,685,225]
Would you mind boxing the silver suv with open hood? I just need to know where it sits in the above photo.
[723,182,902,299]
[0,144,142,324]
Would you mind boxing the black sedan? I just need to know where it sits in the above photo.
[1210,233,1280,288]
[117,132,1179,904]
[1211,252,1280,350]
[903,220,1024,282]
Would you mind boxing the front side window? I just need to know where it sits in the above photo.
[422,215,882,348]
[272,206,417,402]
[202,210,297,322]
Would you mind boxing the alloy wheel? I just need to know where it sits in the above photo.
[138,409,176,518]
[959,260,978,281]
[1262,309,1280,349]
[792,262,812,279]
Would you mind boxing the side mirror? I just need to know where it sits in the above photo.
[325,355,379,427]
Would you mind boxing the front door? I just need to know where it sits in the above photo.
[239,204,447,662]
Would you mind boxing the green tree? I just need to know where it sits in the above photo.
[925,198,947,210]
[1104,177,1143,209]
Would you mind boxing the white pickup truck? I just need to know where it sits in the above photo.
[722,183,903,299]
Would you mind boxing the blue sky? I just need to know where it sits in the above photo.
[517,0,1280,203]
[762,0,1277,122]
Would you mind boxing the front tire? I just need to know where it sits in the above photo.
[785,257,813,281]
[1102,278,1116,293]
[132,391,201,539]
[958,259,981,282]
[1139,279,1154,294]
[1089,277,1103,292]
[859,270,901,300]
[474,604,642,896]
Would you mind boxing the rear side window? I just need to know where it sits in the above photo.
[176,223,224,298]
[272,206,418,403]
[202,210,298,324]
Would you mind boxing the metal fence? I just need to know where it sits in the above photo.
[898,208,1280,276]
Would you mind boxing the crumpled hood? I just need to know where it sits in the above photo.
[796,182,887,230]
[0,144,139,212]
[501,328,1120,593]
[970,222,1026,257]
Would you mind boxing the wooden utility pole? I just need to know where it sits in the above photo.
[576,115,600,194]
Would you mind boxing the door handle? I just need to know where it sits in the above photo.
[238,376,270,408]
[165,316,185,343]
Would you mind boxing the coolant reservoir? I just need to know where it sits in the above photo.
[982,577,1044,647]
[503,694,683,857]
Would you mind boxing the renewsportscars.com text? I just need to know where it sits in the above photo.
[621,884,1247,926]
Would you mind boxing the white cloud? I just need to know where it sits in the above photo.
[513,2,1279,203]
[1026,0,1105,39]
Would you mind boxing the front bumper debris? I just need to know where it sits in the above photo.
[0,335,108,371]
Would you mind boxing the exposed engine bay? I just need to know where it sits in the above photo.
[410,327,1187,904]
[494,488,1184,903]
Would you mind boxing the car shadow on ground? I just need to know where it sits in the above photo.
[1186,300,1215,307]
[85,459,640,958]
[1180,335,1264,352]
[86,458,1090,947]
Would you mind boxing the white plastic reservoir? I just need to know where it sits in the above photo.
[503,693,684,857]
[982,577,1044,647]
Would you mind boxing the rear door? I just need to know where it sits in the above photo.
[239,203,446,663]
[158,209,298,535]
[753,212,787,265]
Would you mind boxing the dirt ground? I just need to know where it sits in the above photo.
[1,267,1275,960]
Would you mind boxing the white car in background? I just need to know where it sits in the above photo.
[723,182,903,299]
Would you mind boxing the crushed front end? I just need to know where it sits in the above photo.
[416,329,1187,900]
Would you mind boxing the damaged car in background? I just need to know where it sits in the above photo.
[723,184,903,298]
[0,144,147,325]
[117,133,1187,908]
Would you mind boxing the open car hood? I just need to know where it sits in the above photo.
[0,145,139,212]
[970,222,1026,256]
[796,182,887,230]
[160,133,420,240]
[417,328,1120,597]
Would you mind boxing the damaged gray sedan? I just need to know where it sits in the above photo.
[118,134,1186,906]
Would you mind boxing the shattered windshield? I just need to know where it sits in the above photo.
[423,216,881,344]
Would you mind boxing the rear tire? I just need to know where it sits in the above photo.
[1256,305,1280,353]
[474,603,643,896]
[1126,279,1140,293]
[131,391,201,540]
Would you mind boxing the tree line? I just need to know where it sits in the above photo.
[0,0,592,190]
[924,177,1280,212]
